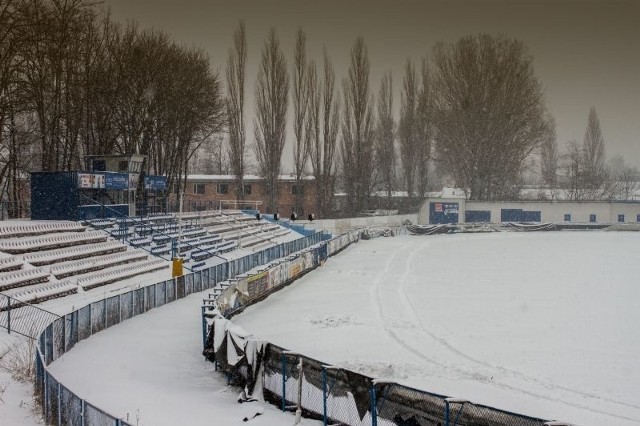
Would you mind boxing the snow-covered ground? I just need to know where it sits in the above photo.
[234,232,640,426]
[2,231,639,425]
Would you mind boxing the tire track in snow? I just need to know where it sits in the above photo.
[371,241,450,370]
[387,240,640,420]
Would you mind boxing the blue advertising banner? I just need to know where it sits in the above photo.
[104,173,129,190]
[145,175,167,190]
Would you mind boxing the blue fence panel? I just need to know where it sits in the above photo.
[185,274,194,295]
[120,291,134,321]
[134,288,145,316]
[91,300,106,335]
[60,385,83,425]
[155,281,167,307]
[194,271,203,292]
[85,401,122,426]
[52,317,65,361]
[166,279,176,302]
[145,285,155,311]
[106,295,120,328]
[77,305,91,342]
[64,311,79,353]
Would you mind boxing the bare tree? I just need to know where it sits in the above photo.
[399,59,418,199]
[375,71,395,200]
[309,48,340,218]
[291,28,310,215]
[561,141,586,201]
[415,59,433,197]
[431,34,552,200]
[540,116,558,188]
[608,155,639,201]
[582,107,607,191]
[254,28,289,213]
[341,37,374,216]
[226,21,247,202]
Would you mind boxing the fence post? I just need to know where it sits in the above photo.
[118,293,122,324]
[444,399,450,426]
[44,370,49,423]
[6,295,10,334]
[103,299,107,330]
[281,352,287,412]
[201,305,207,349]
[57,382,62,426]
[322,366,328,426]
[370,383,377,426]
[81,399,85,426]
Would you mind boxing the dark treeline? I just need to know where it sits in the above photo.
[2,1,636,219]
[0,0,224,216]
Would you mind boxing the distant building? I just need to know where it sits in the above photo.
[178,174,317,216]
[419,192,640,225]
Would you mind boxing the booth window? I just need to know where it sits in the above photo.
[589,214,596,223]
[193,183,205,194]
[217,183,229,194]
[618,214,625,223]
[243,184,252,195]
[118,160,128,172]
[564,213,571,222]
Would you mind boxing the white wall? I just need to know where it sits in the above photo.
[420,198,640,224]
[299,214,418,236]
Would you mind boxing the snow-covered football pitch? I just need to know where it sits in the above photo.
[235,231,640,426]
[50,231,640,426]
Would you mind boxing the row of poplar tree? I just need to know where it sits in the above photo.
[1,0,636,219]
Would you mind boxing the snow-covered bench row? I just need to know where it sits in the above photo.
[78,258,168,291]
[0,267,50,292]
[0,221,86,239]
[86,219,116,229]
[176,235,223,254]
[218,225,268,241]
[50,250,149,279]
[237,230,283,248]
[190,241,238,261]
[129,236,153,247]
[0,231,108,254]
[0,257,23,272]
[0,280,78,311]
[151,244,171,256]
[24,241,127,266]
[151,227,208,243]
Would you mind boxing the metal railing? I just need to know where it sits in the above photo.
[23,231,325,425]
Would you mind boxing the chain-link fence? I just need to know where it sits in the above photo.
[25,231,325,425]
[0,295,61,337]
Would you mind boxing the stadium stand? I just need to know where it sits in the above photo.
[0,210,299,309]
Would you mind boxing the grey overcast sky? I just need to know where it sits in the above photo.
[103,0,640,170]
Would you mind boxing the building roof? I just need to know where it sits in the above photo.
[186,174,315,182]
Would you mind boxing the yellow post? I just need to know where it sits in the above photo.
[172,257,183,277]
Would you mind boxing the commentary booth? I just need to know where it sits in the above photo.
[31,154,167,221]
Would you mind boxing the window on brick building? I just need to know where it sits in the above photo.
[217,183,229,194]
[193,183,205,194]
[243,184,252,195]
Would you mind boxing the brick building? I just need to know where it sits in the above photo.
[179,174,317,217]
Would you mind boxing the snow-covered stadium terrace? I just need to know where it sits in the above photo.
[1,217,639,426]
